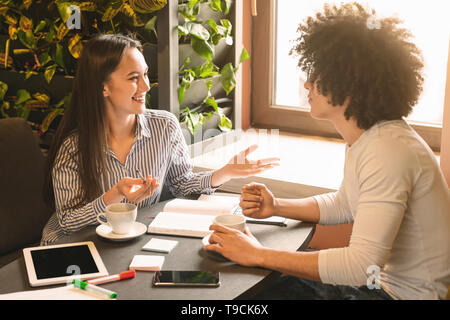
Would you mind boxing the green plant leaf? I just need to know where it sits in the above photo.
[4,38,10,69]
[191,60,218,78]
[78,2,96,11]
[191,37,213,61]
[4,14,17,26]
[0,101,10,118]
[25,70,38,79]
[19,15,33,33]
[220,63,236,95]
[144,15,158,38]
[34,20,47,33]
[178,1,200,21]
[56,2,72,23]
[55,43,66,69]
[179,56,191,71]
[185,22,210,41]
[183,108,205,136]
[179,69,195,104]
[209,0,222,12]
[121,3,136,18]
[219,113,232,131]
[55,92,72,108]
[205,19,218,33]
[17,29,36,50]
[102,6,121,22]
[8,25,18,40]
[68,34,83,59]
[221,0,232,14]
[204,97,218,112]
[12,48,31,55]
[56,22,69,40]
[240,47,250,64]
[38,51,52,67]
[205,79,213,92]
[0,81,8,101]
[44,64,57,84]
[15,89,31,105]
[45,26,56,42]
[33,92,50,105]
[41,108,64,133]
[21,107,31,121]
[25,99,47,110]
[178,25,189,37]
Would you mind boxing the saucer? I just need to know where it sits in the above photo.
[96,222,147,241]
[201,234,230,262]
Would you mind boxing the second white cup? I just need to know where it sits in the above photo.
[213,214,246,232]
[97,203,137,235]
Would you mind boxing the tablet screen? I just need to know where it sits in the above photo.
[30,244,99,280]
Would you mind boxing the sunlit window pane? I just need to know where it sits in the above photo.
[274,0,450,126]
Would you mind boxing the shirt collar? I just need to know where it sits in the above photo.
[135,113,152,140]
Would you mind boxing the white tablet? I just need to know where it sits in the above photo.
[23,241,109,287]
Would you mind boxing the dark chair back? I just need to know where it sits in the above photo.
[0,118,53,257]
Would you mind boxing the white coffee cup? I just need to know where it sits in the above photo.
[213,214,246,232]
[97,203,137,235]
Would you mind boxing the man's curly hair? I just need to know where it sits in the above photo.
[290,2,424,130]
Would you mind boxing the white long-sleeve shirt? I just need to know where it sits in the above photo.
[313,119,450,300]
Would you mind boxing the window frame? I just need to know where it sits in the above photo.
[250,0,447,151]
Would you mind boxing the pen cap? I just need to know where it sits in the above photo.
[73,279,87,290]
[120,270,136,280]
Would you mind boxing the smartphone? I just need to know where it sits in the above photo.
[152,271,220,287]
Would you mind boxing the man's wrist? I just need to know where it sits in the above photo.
[254,247,270,267]
[273,197,281,216]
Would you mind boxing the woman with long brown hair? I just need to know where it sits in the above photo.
[41,34,278,245]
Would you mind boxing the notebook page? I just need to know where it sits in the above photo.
[162,198,238,216]
[148,212,215,238]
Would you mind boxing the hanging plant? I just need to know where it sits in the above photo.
[177,0,250,137]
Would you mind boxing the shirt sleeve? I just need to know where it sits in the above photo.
[318,138,418,286]
[313,181,353,225]
[52,137,107,235]
[164,113,218,197]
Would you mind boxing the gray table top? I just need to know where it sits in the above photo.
[0,197,314,300]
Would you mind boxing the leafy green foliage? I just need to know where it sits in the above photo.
[178,0,250,136]
[0,0,165,132]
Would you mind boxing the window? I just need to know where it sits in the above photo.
[251,0,450,151]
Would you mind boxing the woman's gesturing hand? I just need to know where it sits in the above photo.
[211,144,280,187]
[104,176,159,205]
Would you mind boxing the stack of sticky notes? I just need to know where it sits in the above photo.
[142,238,178,253]
[129,255,165,271]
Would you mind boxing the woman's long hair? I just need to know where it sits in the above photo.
[43,34,142,210]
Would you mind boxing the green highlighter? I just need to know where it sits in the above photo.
[73,279,118,299]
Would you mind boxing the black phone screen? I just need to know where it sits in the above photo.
[153,271,220,287]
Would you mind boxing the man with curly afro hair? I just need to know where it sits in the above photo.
[205,2,450,300]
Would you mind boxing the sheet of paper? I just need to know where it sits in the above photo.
[142,238,178,253]
[129,255,165,271]
[0,285,109,300]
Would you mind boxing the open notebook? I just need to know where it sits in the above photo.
[147,194,287,238]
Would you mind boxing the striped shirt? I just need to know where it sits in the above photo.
[41,109,217,245]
